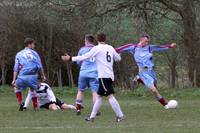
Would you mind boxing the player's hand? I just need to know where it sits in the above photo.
[11,80,16,87]
[170,43,176,48]
[61,53,71,61]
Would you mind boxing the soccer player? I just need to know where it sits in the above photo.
[23,82,76,111]
[62,33,124,122]
[75,34,99,115]
[12,38,46,111]
[115,35,176,109]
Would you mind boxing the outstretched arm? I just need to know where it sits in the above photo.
[150,43,176,52]
[62,47,99,62]
[115,44,137,53]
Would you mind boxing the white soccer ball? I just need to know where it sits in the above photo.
[168,100,178,109]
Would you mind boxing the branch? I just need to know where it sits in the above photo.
[157,0,182,13]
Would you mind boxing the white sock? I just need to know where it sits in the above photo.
[24,91,32,108]
[108,95,124,117]
[90,96,102,118]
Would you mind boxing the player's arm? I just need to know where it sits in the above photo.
[24,90,32,108]
[150,43,176,52]
[62,47,99,62]
[12,55,19,86]
[115,44,137,53]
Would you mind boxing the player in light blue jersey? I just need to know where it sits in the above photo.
[116,35,176,109]
[75,35,99,115]
[12,38,46,111]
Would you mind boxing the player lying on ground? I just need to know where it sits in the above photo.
[116,35,176,109]
[12,38,46,111]
[23,82,76,111]
[75,34,100,115]
[62,33,124,122]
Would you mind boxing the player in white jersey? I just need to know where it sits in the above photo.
[23,83,76,111]
[62,33,124,122]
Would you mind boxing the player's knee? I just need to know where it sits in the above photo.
[150,88,160,97]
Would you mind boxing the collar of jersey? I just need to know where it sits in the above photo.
[98,42,106,45]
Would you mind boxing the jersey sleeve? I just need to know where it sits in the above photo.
[149,44,173,52]
[72,47,99,62]
[115,44,137,53]
[47,87,56,102]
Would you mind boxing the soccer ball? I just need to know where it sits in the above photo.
[167,100,178,109]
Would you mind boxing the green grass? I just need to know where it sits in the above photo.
[0,86,200,133]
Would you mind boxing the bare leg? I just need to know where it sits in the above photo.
[149,85,168,106]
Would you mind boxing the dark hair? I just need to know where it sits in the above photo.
[85,34,95,43]
[24,37,35,46]
[140,35,150,39]
[97,33,106,42]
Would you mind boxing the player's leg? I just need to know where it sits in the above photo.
[27,75,40,111]
[76,77,87,115]
[149,85,168,106]
[14,87,23,105]
[140,70,168,107]
[23,90,32,110]
[108,94,124,122]
[86,95,103,121]
[102,78,123,122]
[55,98,76,110]
[86,78,124,122]
[89,78,101,115]
[14,77,27,111]
[76,90,84,113]
[61,103,76,110]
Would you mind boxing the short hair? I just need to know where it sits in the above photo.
[97,33,106,42]
[24,37,35,46]
[140,35,150,39]
[85,34,95,43]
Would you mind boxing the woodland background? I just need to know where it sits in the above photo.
[0,0,200,89]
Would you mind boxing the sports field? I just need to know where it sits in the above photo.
[0,86,200,133]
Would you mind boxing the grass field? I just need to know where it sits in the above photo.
[0,86,200,133]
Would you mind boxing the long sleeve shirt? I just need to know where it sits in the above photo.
[116,43,173,69]
[72,43,121,81]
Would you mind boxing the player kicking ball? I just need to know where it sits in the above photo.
[62,33,124,122]
[12,38,46,111]
[23,82,76,111]
[116,35,177,109]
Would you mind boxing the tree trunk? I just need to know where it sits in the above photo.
[170,65,176,88]
[181,0,200,87]
[66,63,74,89]
[57,67,62,88]
[1,60,6,85]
